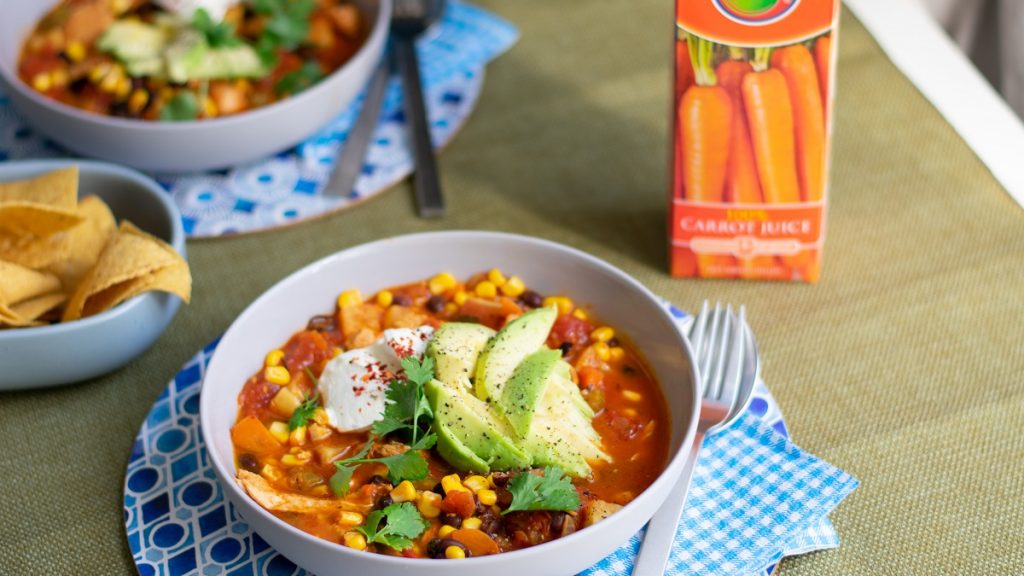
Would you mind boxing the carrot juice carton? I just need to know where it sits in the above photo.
[670,0,839,282]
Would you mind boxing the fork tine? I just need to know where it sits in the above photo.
[705,304,732,400]
[688,300,710,361]
[699,302,722,382]
[716,306,745,412]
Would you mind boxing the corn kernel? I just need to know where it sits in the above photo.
[31,73,52,92]
[462,517,482,530]
[463,475,488,493]
[89,63,111,83]
[115,77,132,100]
[487,268,507,286]
[280,454,303,467]
[477,489,497,506]
[622,408,638,418]
[265,349,285,367]
[572,308,589,320]
[50,68,69,88]
[429,272,457,295]
[418,491,442,518]
[453,290,468,305]
[445,546,466,559]
[126,88,149,113]
[312,407,330,426]
[500,276,525,297]
[376,290,393,307]
[99,69,120,93]
[592,341,611,362]
[310,485,329,497]
[260,464,283,482]
[267,421,289,443]
[543,296,574,315]
[202,96,218,117]
[438,525,456,538]
[343,531,367,550]
[622,389,642,402]
[444,303,458,315]
[609,347,626,362]
[591,327,615,343]
[265,365,291,385]
[441,474,469,494]
[338,511,364,526]
[390,480,416,503]
[475,281,497,298]
[111,0,133,14]
[65,41,86,62]
[289,425,307,446]
[337,289,362,309]
[332,347,343,358]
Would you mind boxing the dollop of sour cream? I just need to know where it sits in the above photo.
[155,0,234,21]
[317,326,435,432]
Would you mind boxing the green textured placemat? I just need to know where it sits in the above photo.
[1,2,1022,575]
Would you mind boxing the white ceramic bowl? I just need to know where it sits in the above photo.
[200,231,700,576]
[0,160,186,391]
[0,0,390,172]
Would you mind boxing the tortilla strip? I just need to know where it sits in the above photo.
[0,166,78,208]
[236,470,362,514]
[0,260,62,306]
[45,195,117,290]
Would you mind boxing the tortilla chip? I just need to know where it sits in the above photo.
[11,292,66,322]
[0,260,62,307]
[0,230,67,269]
[0,203,83,236]
[79,259,191,318]
[236,470,362,514]
[63,222,190,321]
[0,166,78,208]
[45,195,117,290]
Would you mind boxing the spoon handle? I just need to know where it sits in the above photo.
[395,36,445,218]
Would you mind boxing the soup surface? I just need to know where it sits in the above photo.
[230,270,670,558]
[18,0,366,121]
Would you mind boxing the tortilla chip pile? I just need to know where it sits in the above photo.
[0,166,191,328]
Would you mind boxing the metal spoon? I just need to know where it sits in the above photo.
[392,0,446,218]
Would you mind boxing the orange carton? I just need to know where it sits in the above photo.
[670,0,839,282]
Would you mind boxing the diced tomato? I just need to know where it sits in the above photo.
[238,376,279,417]
[458,298,506,330]
[548,314,594,351]
[441,490,476,518]
[283,331,332,377]
[577,366,605,389]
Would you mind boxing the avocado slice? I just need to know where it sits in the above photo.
[165,30,209,84]
[191,45,267,80]
[425,379,531,472]
[474,307,557,401]
[98,20,170,78]
[434,419,490,474]
[499,348,561,437]
[426,323,496,392]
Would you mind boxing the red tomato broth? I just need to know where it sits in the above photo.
[231,272,671,557]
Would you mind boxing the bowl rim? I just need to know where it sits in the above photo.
[0,0,391,131]
[199,230,700,568]
[0,158,185,340]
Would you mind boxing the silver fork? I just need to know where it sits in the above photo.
[632,301,759,576]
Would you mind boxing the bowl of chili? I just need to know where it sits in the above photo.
[200,231,700,575]
[0,0,391,172]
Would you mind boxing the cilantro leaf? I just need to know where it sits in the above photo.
[159,92,199,122]
[274,60,324,95]
[401,355,434,388]
[192,8,243,48]
[329,441,372,496]
[375,448,431,485]
[503,467,581,515]
[288,393,319,430]
[355,502,428,550]
[250,0,317,66]
[370,356,435,445]
[329,439,432,495]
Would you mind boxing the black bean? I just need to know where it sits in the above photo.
[427,538,470,559]
[238,454,260,473]
[607,337,620,348]
[426,296,445,313]
[432,482,446,497]
[441,513,462,528]
[393,293,413,306]
[559,342,573,356]
[622,365,637,376]
[521,290,543,308]
[550,511,566,534]
[367,475,390,485]
[306,315,335,332]
[376,495,394,510]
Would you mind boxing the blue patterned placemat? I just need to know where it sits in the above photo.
[124,302,855,576]
[0,1,518,238]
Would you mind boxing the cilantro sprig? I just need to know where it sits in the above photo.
[275,60,324,95]
[354,502,429,550]
[504,467,581,514]
[159,92,199,122]
[329,356,437,496]
[288,393,319,430]
[249,0,316,66]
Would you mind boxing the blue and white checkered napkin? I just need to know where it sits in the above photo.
[0,1,518,237]
[581,413,859,576]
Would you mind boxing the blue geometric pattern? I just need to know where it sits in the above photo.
[0,1,519,238]
[124,304,857,575]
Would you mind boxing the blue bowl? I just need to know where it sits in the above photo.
[0,160,186,390]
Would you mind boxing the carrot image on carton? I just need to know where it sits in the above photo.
[670,0,839,282]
